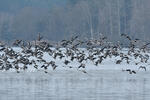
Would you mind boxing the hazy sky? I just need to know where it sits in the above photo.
[0,0,67,13]
[0,0,149,42]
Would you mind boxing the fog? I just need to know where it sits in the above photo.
[0,0,149,42]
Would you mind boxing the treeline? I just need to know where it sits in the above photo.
[0,0,150,43]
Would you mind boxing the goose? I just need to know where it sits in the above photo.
[13,40,22,46]
[116,60,122,64]
[126,69,136,74]
[139,66,146,71]
[78,63,85,69]
[37,33,43,41]
[64,60,70,65]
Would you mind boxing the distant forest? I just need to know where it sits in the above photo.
[0,0,149,43]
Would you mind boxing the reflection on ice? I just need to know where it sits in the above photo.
[0,70,150,100]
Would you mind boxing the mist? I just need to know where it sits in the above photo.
[0,0,149,42]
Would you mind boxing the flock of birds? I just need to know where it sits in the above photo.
[0,33,149,74]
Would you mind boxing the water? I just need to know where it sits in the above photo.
[0,70,150,100]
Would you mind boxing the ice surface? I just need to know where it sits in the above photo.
[0,71,150,100]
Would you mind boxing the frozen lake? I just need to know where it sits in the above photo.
[0,70,150,100]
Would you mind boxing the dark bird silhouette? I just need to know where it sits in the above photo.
[116,60,122,64]
[125,69,136,74]
[125,69,132,74]
[49,61,57,70]
[41,65,48,70]
[13,40,22,46]
[52,65,57,70]
[44,71,48,73]
[139,66,146,71]
[121,34,131,41]
[14,64,20,73]
[37,33,43,41]
[140,43,150,52]
[64,60,70,65]
[81,70,87,74]
[132,70,136,74]
[34,64,38,69]
[78,63,85,68]
[23,65,28,70]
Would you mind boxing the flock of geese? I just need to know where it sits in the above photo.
[0,33,149,74]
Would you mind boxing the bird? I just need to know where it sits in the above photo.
[13,40,22,46]
[64,60,70,65]
[0,33,148,75]
[78,63,85,68]
[23,65,28,70]
[121,34,131,41]
[116,60,122,64]
[81,70,87,74]
[125,69,136,74]
[49,61,57,70]
[37,33,43,41]
[132,70,136,74]
[44,71,48,73]
[52,65,57,70]
[125,69,132,74]
[138,66,146,71]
